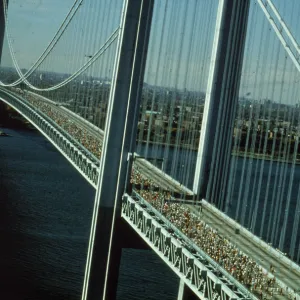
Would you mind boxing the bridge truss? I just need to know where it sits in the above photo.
[0,88,255,300]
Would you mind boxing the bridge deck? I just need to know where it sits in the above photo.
[3,89,299,299]
[45,95,300,299]
[32,92,194,197]
[187,204,300,299]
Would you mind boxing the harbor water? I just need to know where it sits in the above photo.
[0,125,178,300]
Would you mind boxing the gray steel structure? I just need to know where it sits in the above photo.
[3,84,300,299]
[0,0,255,299]
[82,0,154,299]
[0,89,256,300]
[193,0,250,210]
[122,193,254,300]
[0,0,7,64]
[2,0,300,299]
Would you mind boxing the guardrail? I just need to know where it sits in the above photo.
[202,200,300,300]
[122,193,255,300]
[3,88,288,299]
[131,191,256,300]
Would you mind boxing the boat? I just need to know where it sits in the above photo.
[0,130,10,137]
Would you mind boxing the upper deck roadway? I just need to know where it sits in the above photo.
[1,88,299,299]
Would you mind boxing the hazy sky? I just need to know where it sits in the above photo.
[1,0,300,103]
[1,0,218,92]
[2,0,122,78]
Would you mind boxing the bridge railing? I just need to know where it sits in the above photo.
[130,190,256,300]
[122,193,255,300]
[7,89,100,164]
[5,86,299,299]
[0,89,100,186]
[1,88,257,299]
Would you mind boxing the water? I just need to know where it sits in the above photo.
[139,142,300,259]
[0,126,178,300]
[226,157,300,263]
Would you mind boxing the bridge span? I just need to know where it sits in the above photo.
[1,88,299,300]
[0,89,252,300]
[1,0,300,299]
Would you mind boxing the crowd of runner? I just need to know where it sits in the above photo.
[23,91,102,158]
[132,168,289,299]
[12,88,296,299]
[132,153,296,299]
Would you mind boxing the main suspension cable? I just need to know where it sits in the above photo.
[1,0,84,86]
[2,2,119,92]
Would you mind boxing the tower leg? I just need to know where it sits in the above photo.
[0,0,8,64]
[82,1,154,300]
[177,280,198,300]
[193,0,250,209]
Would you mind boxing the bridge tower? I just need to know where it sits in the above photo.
[193,0,250,210]
[82,1,154,300]
[0,0,8,122]
[0,0,7,64]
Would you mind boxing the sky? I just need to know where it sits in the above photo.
[1,0,218,92]
[2,0,77,66]
[1,0,300,104]
[240,1,300,104]
[2,0,122,78]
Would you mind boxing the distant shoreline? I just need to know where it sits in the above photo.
[2,109,299,164]
[137,139,198,151]
[232,151,300,165]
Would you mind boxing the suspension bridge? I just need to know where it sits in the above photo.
[0,0,300,299]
